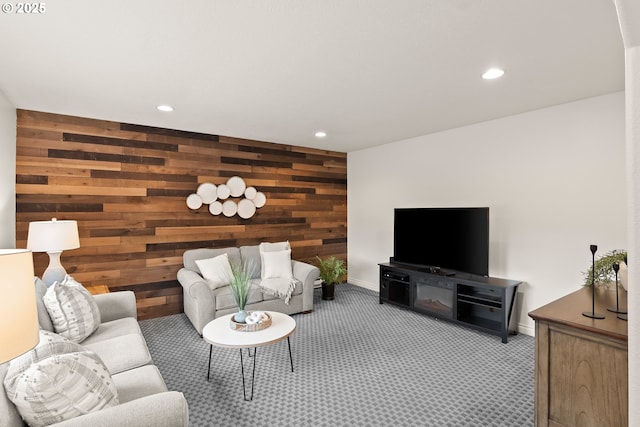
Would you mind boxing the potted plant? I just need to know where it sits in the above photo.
[229,262,254,323]
[316,256,347,300]
[583,249,627,288]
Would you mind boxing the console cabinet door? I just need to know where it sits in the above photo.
[534,321,628,427]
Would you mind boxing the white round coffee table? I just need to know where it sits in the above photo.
[202,311,296,400]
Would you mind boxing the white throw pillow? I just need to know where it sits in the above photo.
[259,241,290,253]
[4,330,118,427]
[195,253,234,290]
[259,241,290,278]
[261,249,293,280]
[43,275,101,343]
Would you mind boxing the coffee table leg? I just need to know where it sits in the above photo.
[239,348,257,401]
[287,337,294,372]
[207,344,212,381]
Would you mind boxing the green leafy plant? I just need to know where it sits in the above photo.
[583,249,627,287]
[228,261,254,310]
[315,256,347,285]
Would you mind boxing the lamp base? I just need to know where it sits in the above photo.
[606,306,628,314]
[617,313,628,321]
[42,251,68,287]
[582,311,606,319]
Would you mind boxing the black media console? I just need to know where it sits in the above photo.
[379,262,521,343]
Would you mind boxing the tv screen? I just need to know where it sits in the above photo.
[393,207,489,276]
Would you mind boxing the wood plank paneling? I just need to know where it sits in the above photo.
[15,110,347,320]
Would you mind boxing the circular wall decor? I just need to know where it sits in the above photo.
[244,186,257,200]
[217,184,231,200]
[209,201,223,215]
[237,198,257,219]
[186,177,266,219]
[197,183,218,204]
[227,176,246,197]
[222,200,237,217]
[253,192,267,208]
[186,193,203,210]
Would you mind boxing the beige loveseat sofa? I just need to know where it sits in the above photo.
[0,279,189,427]
[177,243,320,335]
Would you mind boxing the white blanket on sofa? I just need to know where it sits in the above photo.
[260,277,297,304]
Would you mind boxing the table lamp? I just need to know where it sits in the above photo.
[27,218,80,287]
[0,249,39,364]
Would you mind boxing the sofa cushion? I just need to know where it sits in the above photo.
[184,247,241,275]
[71,317,152,375]
[111,365,168,404]
[3,330,118,427]
[195,253,234,289]
[82,333,152,375]
[213,279,264,311]
[239,245,261,279]
[82,317,142,344]
[43,275,101,343]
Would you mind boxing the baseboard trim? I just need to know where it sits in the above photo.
[347,278,376,291]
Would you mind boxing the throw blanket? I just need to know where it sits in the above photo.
[260,277,298,304]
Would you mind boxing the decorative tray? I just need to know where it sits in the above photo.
[229,312,272,332]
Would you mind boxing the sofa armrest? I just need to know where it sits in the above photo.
[292,260,320,312]
[54,391,189,427]
[94,291,137,322]
[177,268,215,334]
[177,269,211,300]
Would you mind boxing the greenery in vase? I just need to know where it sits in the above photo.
[583,249,627,287]
[315,256,347,285]
[229,261,254,311]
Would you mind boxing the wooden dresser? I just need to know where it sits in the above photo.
[529,286,628,427]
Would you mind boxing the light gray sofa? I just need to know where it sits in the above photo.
[0,280,189,427]
[177,244,320,335]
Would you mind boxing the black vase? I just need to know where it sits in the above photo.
[321,282,335,300]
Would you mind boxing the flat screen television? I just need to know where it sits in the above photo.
[393,207,489,277]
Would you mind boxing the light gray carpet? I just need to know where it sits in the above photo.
[140,284,534,427]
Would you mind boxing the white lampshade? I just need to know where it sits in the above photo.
[27,218,80,252]
[0,249,39,363]
[27,218,80,286]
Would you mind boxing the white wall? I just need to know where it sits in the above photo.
[624,43,640,427]
[612,2,640,422]
[348,92,626,335]
[0,90,16,248]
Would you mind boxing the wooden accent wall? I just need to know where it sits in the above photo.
[15,110,347,319]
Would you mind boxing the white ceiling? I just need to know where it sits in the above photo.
[0,0,624,152]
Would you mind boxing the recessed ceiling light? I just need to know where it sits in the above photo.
[482,68,505,80]
[315,131,327,138]
[157,105,174,112]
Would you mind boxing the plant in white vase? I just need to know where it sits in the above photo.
[229,261,254,323]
